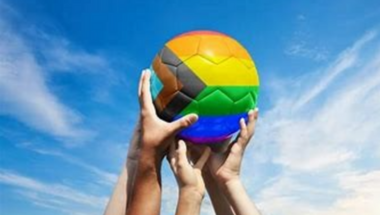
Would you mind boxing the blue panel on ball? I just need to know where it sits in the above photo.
[174,112,248,141]
[150,67,163,100]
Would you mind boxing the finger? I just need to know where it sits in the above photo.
[138,70,145,98]
[140,69,156,115]
[168,141,176,166]
[239,117,248,138]
[169,114,198,134]
[247,108,259,136]
[176,140,188,166]
[194,147,211,170]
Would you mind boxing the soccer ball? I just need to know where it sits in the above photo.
[150,30,259,144]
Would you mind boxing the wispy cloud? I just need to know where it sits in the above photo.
[0,169,108,209]
[285,41,329,62]
[17,143,118,185]
[248,30,380,215]
[284,17,329,62]
[0,3,116,142]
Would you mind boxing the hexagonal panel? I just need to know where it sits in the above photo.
[223,37,254,69]
[166,35,201,62]
[161,91,192,120]
[160,47,182,66]
[180,99,199,115]
[233,93,254,114]
[218,87,252,102]
[153,62,179,111]
[177,62,205,99]
[198,35,232,64]
[198,89,233,115]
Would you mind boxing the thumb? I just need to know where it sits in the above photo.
[169,114,198,134]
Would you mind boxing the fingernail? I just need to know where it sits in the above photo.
[190,114,199,124]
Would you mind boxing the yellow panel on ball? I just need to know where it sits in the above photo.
[182,55,259,86]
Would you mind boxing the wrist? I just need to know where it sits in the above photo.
[219,177,242,190]
[137,150,163,173]
[139,145,165,163]
[179,187,204,202]
[214,170,240,186]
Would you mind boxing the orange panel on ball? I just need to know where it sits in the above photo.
[166,35,201,61]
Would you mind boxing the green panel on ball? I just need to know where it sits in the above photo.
[180,86,259,115]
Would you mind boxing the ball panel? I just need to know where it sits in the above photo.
[183,55,258,86]
[180,86,259,115]
[198,35,232,64]
[166,35,201,62]
[198,89,233,115]
[177,63,206,99]
[160,46,182,66]
[151,57,181,112]
[223,37,253,63]
[233,93,255,114]
[218,86,259,102]
[176,112,249,143]
[158,91,192,121]
[150,66,164,100]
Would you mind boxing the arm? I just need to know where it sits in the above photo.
[127,69,198,215]
[208,109,261,215]
[187,143,236,215]
[168,140,210,215]
[203,168,236,215]
[127,149,163,215]
[104,121,141,215]
[221,179,260,215]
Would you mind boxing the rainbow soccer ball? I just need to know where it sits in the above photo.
[150,30,259,144]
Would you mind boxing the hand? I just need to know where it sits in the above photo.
[208,109,259,184]
[138,69,198,159]
[168,140,211,199]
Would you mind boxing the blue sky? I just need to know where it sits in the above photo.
[0,0,380,214]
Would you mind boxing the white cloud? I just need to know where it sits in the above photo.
[285,41,329,62]
[21,145,118,185]
[248,30,380,215]
[0,169,108,209]
[0,3,115,141]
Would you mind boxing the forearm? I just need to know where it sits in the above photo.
[104,166,128,215]
[126,151,163,215]
[175,189,202,215]
[203,170,235,215]
[104,123,140,215]
[221,179,260,215]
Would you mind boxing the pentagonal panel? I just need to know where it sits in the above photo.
[198,89,233,115]
[198,35,232,64]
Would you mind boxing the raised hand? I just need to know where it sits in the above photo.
[127,69,199,215]
[168,140,211,198]
[168,140,211,215]
[138,69,198,159]
[208,109,259,184]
